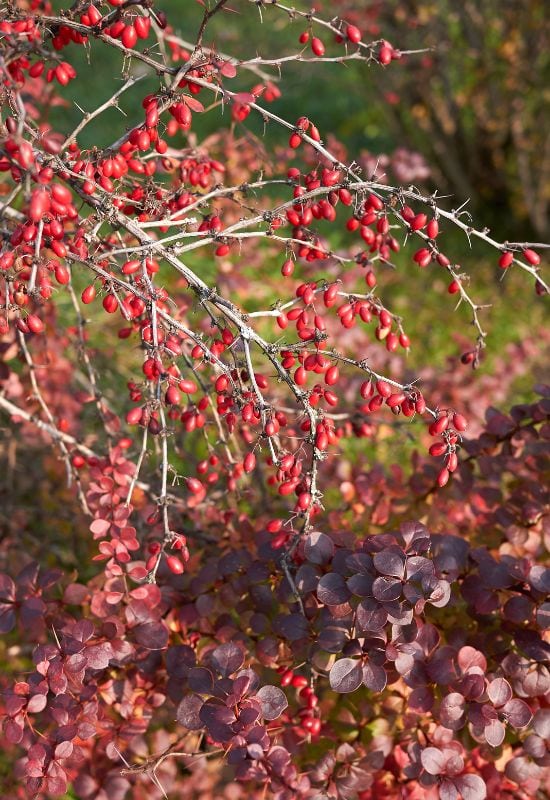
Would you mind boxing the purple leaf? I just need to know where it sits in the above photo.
[503,698,532,728]
[0,574,15,601]
[529,565,550,593]
[373,547,406,579]
[199,699,236,742]
[439,780,459,800]
[85,643,113,670]
[304,531,334,565]
[4,718,24,744]
[54,741,73,760]
[439,692,466,731]
[256,685,288,720]
[372,576,402,603]
[0,603,16,634]
[273,612,309,641]
[133,621,168,650]
[533,708,550,739]
[235,668,260,695]
[317,625,348,653]
[454,774,487,800]
[210,642,244,677]
[188,667,214,694]
[247,742,264,760]
[424,578,451,608]
[505,755,540,784]
[176,694,204,730]
[356,598,388,633]
[406,556,434,582]
[523,733,546,759]
[72,619,94,642]
[536,602,550,630]
[295,564,320,593]
[484,718,505,747]
[400,522,431,552]
[457,646,487,675]
[329,658,363,693]
[487,677,512,707]
[421,746,445,775]
[362,661,387,692]
[27,694,48,714]
[317,573,351,606]
[409,686,434,713]
[347,572,374,597]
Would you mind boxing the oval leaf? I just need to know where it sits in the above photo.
[329,658,363,693]
[256,685,288,720]
[317,573,351,606]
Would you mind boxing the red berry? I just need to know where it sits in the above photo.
[215,374,229,392]
[179,379,198,394]
[165,386,181,405]
[448,280,460,294]
[410,213,427,231]
[522,248,540,266]
[102,294,118,313]
[280,669,294,686]
[376,379,392,398]
[346,25,362,44]
[452,413,468,431]
[311,37,325,57]
[379,45,392,65]
[281,259,294,277]
[297,491,311,511]
[426,218,439,238]
[430,415,449,435]
[26,314,44,334]
[437,467,450,487]
[134,16,150,40]
[121,24,138,49]
[122,259,141,275]
[166,555,184,575]
[29,188,51,222]
[186,477,204,495]
[126,406,143,425]
[498,251,514,269]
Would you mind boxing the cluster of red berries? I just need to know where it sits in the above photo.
[279,668,321,738]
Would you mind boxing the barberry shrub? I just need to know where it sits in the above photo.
[0,1,548,799]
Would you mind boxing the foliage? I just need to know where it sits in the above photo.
[0,1,548,799]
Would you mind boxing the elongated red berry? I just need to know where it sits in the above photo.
[437,467,450,487]
[82,285,96,305]
[498,251,514,269]
[26,314,44,334]
[522,248,540,266]
[452,413,468,431]
[186,477,204,495]
[311,37,325,56]
[121,24,137,49]
[346,25,361,44]
[166,555,184,575]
